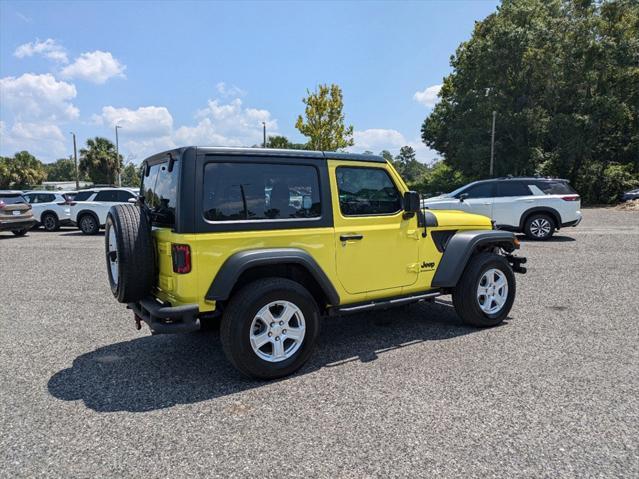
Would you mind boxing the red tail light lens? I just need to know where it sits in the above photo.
[561,195,580,201]
[171,244,191,274]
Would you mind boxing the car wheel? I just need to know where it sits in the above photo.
[220,278,320,379]
[524,214,555,240]
[11,229,28,236]
[79,214,99,235]
[105,204,155,303]
[452,252,516,327]
[42,213,60,232]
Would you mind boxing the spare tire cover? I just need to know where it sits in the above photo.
[105,203,155,303]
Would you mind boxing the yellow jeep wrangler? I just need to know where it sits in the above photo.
[105,147,526,379]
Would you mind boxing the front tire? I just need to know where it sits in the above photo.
[79,214,99,235]
[220,278,320,379]
[524,213,555,240]
[42,212,60,232]
[452,252,516,327]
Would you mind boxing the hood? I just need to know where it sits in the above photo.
[429,209,492,228]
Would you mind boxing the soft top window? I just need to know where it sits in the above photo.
[202,162,321,222]
[142,160,180,227]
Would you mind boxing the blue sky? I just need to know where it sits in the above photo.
[0,0,498,163]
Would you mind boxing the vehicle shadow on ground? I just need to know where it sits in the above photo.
[48,300,493,413]
[59,231,104,237]
[515,234,576,243]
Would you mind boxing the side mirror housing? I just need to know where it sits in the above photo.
[458,193,469,202]
[403,191,421,217]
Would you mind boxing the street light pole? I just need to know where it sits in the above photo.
[70,132,79,190]
[115,125,122,186]
[490,111,496,177]
[262,121,266,148]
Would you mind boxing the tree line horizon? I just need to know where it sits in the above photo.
[2,0,637,203]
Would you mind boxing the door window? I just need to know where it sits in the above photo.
[94,190,118,202]
[461,182,495,199]
[73,191,94,201]
[336,167,401,216]
[496,182,532,197]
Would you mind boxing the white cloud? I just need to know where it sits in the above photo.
[93,106,173,136]
[0,121,66,159]
[215,82,246,98]
[14,39,68,63]
[350,128,439,164]
[0,73,79,121]
[413,84,442,108]
[61,51,126,84]
[183,97,277,147]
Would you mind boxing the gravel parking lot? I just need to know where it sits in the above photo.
[1,208,638,478]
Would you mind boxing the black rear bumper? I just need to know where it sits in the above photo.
[0,219,36,231]
[128,297,200,334]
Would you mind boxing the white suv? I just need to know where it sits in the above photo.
[71,188,138,234]
[422,177,582,240]
[23,191,75,231]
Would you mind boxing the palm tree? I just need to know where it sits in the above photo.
[79,137,122,185]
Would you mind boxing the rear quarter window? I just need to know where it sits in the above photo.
[531,181,577,195]
[142,160,180,226]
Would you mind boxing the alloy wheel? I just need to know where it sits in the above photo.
[476,268,509,314]
[249,300,306,362]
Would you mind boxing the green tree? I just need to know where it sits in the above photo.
[79,137,121,185]
[121,162,141,188]
[421,0,639,204]
[0,151,47,188]
[394,146,427,183]
[295,84,354,151]
[379,150,394,164]
[266,135,308,150]
[45,158,79,182]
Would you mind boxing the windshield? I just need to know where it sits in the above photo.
[142,160,179,227]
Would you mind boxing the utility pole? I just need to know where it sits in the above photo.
[115,125,122,186]
[70,132,79,190]
[490,110,496,177]
[262,121,266,148]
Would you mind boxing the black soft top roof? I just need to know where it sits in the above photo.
[143,146,385,165]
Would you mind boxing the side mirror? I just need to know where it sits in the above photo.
[403,191,420,216]
[458,193,469,202]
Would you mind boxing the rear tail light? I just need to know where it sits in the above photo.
[0,201,5,209]
[172,244,191,274]
[561,195,580,201]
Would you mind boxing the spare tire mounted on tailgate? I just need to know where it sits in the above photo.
[105,203,155,303]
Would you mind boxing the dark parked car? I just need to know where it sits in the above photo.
[0,191,36,236]
[621,188,639,202]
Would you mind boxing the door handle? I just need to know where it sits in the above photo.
[340,234,363,241]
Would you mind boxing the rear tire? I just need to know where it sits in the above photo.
[42,212,60,232]
[524,213,555,240]
[220,278,320,379]
[79,214,99,235]
[105,204,155,303]
[452,252,515,327]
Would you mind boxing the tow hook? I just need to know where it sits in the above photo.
[506,254,527,274]
[134,314,142,330]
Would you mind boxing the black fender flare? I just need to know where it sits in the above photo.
[206,248,340,306]
[519,207,561,230]
[431,230,518,288]
[76,209,100,226]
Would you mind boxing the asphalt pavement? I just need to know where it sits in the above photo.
[1,208,638,478]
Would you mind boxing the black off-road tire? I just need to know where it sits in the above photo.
[78,214,99,235]
[42,212,60,232]
[105,204,155,303]
[12,229,28,236]
[220,278,320,379]
[452,252,516,328]
[523,213,555,240]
